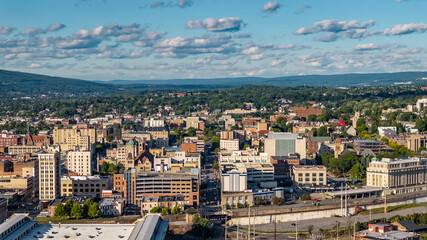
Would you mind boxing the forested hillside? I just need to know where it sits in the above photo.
[0,69,116,98]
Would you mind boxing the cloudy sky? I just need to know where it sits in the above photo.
[0,0,426,80]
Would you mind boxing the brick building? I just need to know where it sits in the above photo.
[0,134,21,148]
[293,107,322,119]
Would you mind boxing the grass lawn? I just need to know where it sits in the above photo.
[36,216,118,224]
[359,202,427,215]
[236,226,304,234]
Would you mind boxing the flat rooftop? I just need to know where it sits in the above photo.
[357,230,418,239]
[267,132,297,140]
[0,214,28,234]
[21,224,134,240]
[372,157,426,164]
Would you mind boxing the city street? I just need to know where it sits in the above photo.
[200,154,221,215]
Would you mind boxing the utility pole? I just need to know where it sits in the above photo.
[341,183,343,216]
[353,218,356,240]
[274,215,277,240]
[384,187,388,220]
[253,210,256,240]
[296,219,298,240]
[237,223,239,240]
[248,205,251,240]
[345,183,348,217]
[225,219,227,240]
[336,221,339,240]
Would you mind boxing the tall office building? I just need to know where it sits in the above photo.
[38,151,60,201]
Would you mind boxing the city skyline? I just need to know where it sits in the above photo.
[0,0,426,80]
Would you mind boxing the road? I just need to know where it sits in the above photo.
[220,206,427,239]
[200,154,221,216]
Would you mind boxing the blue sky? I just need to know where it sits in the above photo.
[0,0,426,80]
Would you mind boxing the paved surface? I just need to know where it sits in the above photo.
[22,224,134,240]
[221,206,427,239]
[200,154,221,215]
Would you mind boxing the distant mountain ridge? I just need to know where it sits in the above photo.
[1,69,426,99]
[101,72,427,88]
[0,69,116,98]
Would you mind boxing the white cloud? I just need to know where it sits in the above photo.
[262,1,281,13]
[54,38,102,49]
[250,54,265,60]
[295,19,376,35]
[270,58,289,66]
[150,0,193,8]
[21,23,65,35]
[241,46,260,54]
[186,17,244,32]
[0,26,15,35]
[295,4,311,14]
[354,43,382,51]
[383,23,427,35]
[178,0,193,8]
[153,34,236,58]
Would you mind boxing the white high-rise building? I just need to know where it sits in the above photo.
[38,151,60,201]
[67,150,93,176]
[221,169,248,192]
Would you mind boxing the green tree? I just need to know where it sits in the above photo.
[64,199,74,217]
[172,206,180,214]
[307,225,314,235]
[162,206,171,215]
[318,126,328,136]
[416,119,427,132]
[255,197,263,206]
[88,202,101,218]
[312,128,318,136]
[150,206,162,213]
[71,203,83,219]
[321,152,333,167]
[192,213,212,239]
[307,115,317,122]
[348,162,365,181]
[187,127,196,137]
[212,161,219,171]
[301,194,311,201]
[271,197,285,206]
[82,199,94,218]
[116,163,125,174]
[211,136,220,151]
[107,164,117,175]
[106,134,114,142]
[242,143,250,150]
[100,162,109,175]
[230,125,239,130]
[54,202,66,218]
